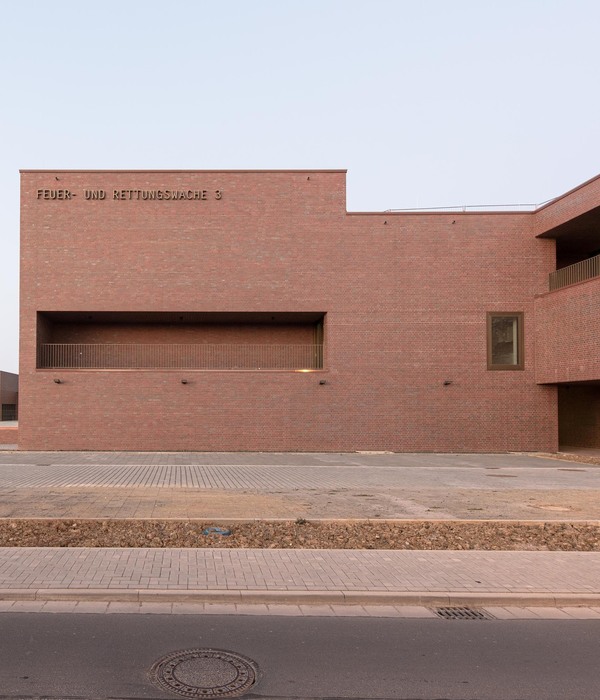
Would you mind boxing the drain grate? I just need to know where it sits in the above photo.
[149,648,259,698]
[434,606,494,620]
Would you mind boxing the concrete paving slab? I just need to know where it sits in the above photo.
[265,604,303,615]
[526,607,573,619]
[298,604,335,616]
[232,603,271,615]
[40,601,79,613]
[73,601,109,613]
[10,601,45,612]
[360,605,406,617]
[106,602,141,613]
[0,451,598,520]
[558,606,600,619]
[138,602,174,614]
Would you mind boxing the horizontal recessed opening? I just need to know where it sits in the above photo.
[37,311,325,370]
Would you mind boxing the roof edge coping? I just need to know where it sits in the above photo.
[535,172,600,213]
[19,169,348,174]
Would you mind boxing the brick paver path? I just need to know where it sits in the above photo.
[1,549,599,595]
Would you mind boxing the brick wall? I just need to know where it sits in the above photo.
[47,322,314,345]
[0,427,17,445]
[534,276,600,384]
[20,170,558,451]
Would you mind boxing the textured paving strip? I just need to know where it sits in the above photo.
[1,454,599,520]
[2,460,599,490]
[0,549,599,600]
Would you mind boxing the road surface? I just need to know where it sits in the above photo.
[0,611,599,699]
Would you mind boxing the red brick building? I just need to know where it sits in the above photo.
[18,170,600,452]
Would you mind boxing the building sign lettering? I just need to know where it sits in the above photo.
[37,189,72,200]
[36,188,223,201]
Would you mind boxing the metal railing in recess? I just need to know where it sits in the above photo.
[550,254,600,291]
[37,343,324,370]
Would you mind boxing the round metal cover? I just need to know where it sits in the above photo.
[149,648,259,698]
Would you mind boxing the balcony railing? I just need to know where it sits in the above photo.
[549,254,600,291]
[37,343,323,370]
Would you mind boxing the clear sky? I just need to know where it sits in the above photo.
[1,0,599,374]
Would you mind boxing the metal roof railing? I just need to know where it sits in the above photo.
[549,254,600,291]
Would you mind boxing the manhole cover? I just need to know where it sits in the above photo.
[149,648,259,698]
[434,606,494,620]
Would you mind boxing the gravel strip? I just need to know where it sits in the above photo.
[0,519,599,550]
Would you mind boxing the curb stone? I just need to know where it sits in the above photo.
[1,588,599,607]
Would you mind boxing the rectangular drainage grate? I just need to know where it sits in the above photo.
[434,606,494,620]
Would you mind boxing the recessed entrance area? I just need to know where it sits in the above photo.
[558,383,600,449]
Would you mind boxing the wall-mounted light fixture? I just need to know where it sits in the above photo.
[181,379,188,384]
[319,379,328,385]
[443,380,452,386]
[53,378,62,384]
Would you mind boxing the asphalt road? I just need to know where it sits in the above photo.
[1,612,599,699]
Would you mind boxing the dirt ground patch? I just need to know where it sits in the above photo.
[0,487,298,519]
[1,519,599,550]
[1,485,598,520]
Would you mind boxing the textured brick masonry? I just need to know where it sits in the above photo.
[17,169,600,452]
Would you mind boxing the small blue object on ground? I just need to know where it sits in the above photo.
[202,526,232,536]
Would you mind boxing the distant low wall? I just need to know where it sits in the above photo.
[0,426,18,446]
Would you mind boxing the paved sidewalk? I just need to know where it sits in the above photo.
[1,548,599,607]
[1,452,599,611]
[1,450,599,519]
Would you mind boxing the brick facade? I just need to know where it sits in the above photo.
[535,276,600,384]
[0,426,18,445]
[17,169,600,452]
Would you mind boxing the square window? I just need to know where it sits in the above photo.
[487,312,524,370]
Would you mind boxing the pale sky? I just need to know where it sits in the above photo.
[1,0,599,373]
